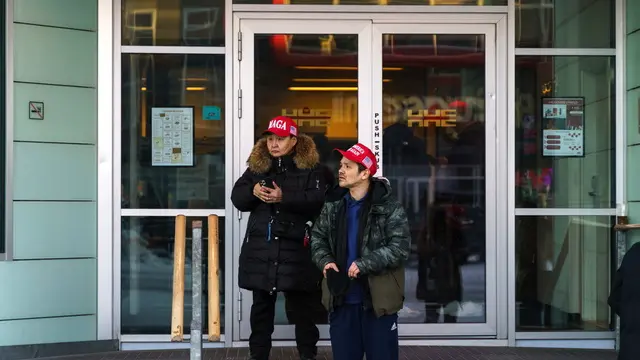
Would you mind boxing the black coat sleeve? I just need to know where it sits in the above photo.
[280,166,329,217]
[231,169,261,212]
[608,266,622,316]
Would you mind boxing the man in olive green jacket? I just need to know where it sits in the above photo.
[310,143,411,360]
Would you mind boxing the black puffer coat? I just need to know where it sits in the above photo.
[609,242,640,360]
[231,134,331,293]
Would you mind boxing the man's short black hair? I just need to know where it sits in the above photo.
[357,163,367,173]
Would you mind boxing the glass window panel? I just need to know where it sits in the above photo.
[383,34,487,324]
[121,216,226,335]
[515,215,614,331]
[515,56,615,209]
[515,0,614,48]
[121,54,225,210]
[235,0,505,5]
[254,34,359,172]
[122,0,225,46]
[0,0,5,255]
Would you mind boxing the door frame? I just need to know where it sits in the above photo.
[372,22,498,337]
[232,12,508,341]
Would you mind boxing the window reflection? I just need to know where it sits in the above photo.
[254,34,360,174]
[236,0,505,4]
[0,0,5,255]
[515,216,614,331]
[121,54,225,210]
[515,56,615,208]
[252,34,358,324]
[515,0,614,48]
[121,216,226,334]
[122,0,225,46]
[382,34,487,324]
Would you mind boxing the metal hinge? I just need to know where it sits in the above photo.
[237,291,243,322]
[237,31,243,61]
[237,89,243,119]
[238,210,242,220]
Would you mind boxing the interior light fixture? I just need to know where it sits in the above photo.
[141,87,147,91]
[186,87,207,91]
[288,86,358,91]
[294,66,403,71]
[292,78,391,83]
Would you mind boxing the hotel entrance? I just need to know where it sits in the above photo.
[232,13,508,340]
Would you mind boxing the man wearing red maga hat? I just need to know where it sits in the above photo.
[231,116,332,360]
[310,143,411,360]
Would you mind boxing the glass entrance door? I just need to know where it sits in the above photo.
[234,18,501,340]
[372,23,498,337]
[234,18,372,341]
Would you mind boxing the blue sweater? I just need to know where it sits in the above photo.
[344,194,366,304]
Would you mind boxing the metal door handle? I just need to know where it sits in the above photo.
[614,216,640,231]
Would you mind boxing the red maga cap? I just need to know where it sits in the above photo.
[335,143,378,176]
[263,116,298,137]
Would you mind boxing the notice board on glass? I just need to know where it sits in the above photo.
[541,97,585,158]
[151,106,195,167]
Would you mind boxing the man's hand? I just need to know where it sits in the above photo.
[262,182,283,203]
[323,262,339,278]
[348,262,360,278]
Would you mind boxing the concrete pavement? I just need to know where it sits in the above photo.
[36,346,616,360]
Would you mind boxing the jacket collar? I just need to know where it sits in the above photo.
[327,177,393,213]
[246,134,320,174]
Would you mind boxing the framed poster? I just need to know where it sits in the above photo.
[151,106,195,167]
[541,97,585,157]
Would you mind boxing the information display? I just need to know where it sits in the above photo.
[541,97,585,157]
[151,107,195,167]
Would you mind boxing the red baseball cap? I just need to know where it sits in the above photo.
[263,116,298,137]
[335,143,378,176]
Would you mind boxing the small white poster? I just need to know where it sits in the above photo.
[151,107,195,167]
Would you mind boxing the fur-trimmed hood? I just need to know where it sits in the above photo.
[247,134,320,174]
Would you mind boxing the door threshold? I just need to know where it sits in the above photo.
[232,339,508,347]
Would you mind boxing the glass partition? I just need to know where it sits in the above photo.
[381,33,488,325]
[234,0,506,5]
[121,54,226,210]
[122,0,225,46]
[121,216,226,334]
[515,215,614,331]
[515,0,614,48]
[514,56,615,209]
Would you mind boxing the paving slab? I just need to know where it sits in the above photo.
[36,346,617,360]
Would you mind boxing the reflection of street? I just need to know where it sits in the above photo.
[120,222,226,335]
[400,253,486,323]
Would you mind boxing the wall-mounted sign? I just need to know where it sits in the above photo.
[203,105,221,121]
[151,107,195,167]
[29,101,44,120]
[541,97,584,157]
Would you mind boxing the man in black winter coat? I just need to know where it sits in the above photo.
[231,116,331,360]
[608,241,640,360]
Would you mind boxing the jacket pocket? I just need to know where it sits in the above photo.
[243,216,258,243]
[272,220,306,240]
[368,267,405,317]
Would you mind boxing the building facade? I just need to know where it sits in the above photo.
[1,0,640,353]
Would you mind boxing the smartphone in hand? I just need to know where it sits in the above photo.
[259,177,275,189]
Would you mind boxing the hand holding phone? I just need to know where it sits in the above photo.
[260,178,282,204]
